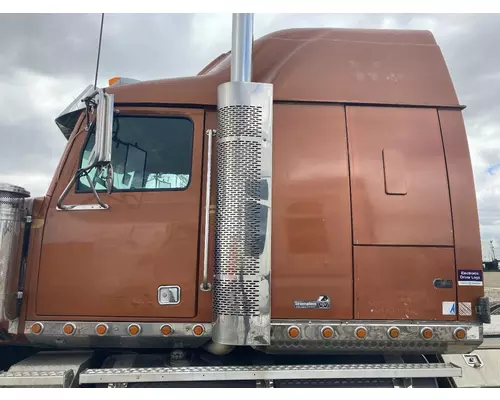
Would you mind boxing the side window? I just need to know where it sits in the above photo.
[77,115,194,192]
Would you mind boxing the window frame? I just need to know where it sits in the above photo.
[75,113,195,194]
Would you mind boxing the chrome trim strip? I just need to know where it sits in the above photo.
[23,320,482,353]
[56,204,108,211]
[265,320,482,354]
[23,321,212,349]
[25,321,211,338]
[270,320,481,341]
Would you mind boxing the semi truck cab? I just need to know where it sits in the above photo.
[0,21,494,388]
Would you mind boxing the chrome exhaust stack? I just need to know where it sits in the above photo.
[213,14,273,346]
[230,13,254,83]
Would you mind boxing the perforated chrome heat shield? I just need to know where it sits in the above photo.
[213,82,273,346]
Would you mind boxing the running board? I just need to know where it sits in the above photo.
[0,370,74,388]
[80,363,462,385]
[0,351,94,388]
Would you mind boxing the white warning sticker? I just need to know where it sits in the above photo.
[442,301,456,315]
[459,302,473,316]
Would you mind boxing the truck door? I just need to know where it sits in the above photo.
[347,106,457,320]
[33,107,204,320]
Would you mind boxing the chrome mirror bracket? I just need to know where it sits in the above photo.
[56,164,110,211]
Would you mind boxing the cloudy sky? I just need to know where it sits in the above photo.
[1,13,499,256]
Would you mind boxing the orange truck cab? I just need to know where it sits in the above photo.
[0,20,492,388]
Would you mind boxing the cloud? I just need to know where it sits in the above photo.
[1,13,500,259]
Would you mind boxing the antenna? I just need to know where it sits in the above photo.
[94,13,105,89]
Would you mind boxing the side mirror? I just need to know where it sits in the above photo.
[88,90,114,165]
[57,88,115,211]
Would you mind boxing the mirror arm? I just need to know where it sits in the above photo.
[56,163,110,211]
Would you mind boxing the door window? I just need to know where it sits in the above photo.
[77,115,194,192]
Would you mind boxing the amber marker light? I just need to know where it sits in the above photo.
[161,324,173,336]
[421,327,434,340]
[128,324,141,336]
[454,328,466,340]
[321,326,335,339]
[109,77,120,86]
[63,323,76,335]
[388,327,400,339]
[95,324,108,336]
[192,325,204,336]
[287,326,300,339]
[355,327,367,339]
[31,323,43,335]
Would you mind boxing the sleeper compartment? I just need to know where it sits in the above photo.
[347,106,456,320]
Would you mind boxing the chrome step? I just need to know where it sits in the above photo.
[0,350,94,388]
[80,363,461,384]
[0,370,74,388]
